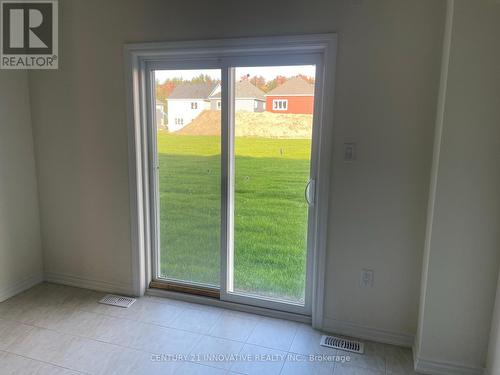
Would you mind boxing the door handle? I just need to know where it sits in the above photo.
[305,179,315,206]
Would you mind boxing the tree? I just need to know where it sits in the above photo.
[191,73,216,84]
[155,73,221,103]
[265,75,287,92]
[249,75,267,92]
[155,77,183,103]
[297,74,315,84]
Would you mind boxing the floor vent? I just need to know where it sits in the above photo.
[320,335,364,354]
[99,294,136,308]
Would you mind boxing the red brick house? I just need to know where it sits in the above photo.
[265,77,315,114]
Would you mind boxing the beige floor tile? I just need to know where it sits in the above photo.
[169,306,222,334]
[190,335,244,370]
[334,362,384,375]
[385,346,415,374]
[93,314,144,347]
[174,361,227,374]
[336,351,385,373]
[53,309,107,338]
[127,350,179,375]
[0,319,34,351]
[95,346,144,375]
[246,317,299,351]
[131,323,201,355]
[0,284,414,375]
[54,335,120,374]
[7,326,73,364]
[280,353,335,375]
[0,351,44,375]
[208,310,259,342]
[230,344,286,375]
[0,350,81,374]
[127,299,185,327]
[289,324,337,356]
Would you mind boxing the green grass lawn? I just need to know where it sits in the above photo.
[157,132,311,302]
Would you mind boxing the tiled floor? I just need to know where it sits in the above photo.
[0,283,418,374]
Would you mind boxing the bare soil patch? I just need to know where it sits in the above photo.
[175,110,312,139]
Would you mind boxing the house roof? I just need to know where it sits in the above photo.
[168,82,218,100]
[210,80,265,101]
[265,77,315,96]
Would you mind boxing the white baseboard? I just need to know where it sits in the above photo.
[414,356,484,375]
[0,272,44,302]
[44,272,134,296]
[322,317,414,348]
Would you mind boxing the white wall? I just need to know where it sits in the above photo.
[28,0,445,337]
[415,0,500,372]
[487,272,500,375]
[0,71,43,302]
[322,1,445,343]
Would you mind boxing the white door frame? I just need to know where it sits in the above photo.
[123,34,337,328]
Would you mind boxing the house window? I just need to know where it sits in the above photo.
[217,101,221,110]
[191,102,198,109]
[272,99,288,111]
[175,118,184,126]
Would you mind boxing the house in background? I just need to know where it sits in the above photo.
[155,100,167,129]
[209,80,266,112]
[265,76,314,114]
[167,82,217,131]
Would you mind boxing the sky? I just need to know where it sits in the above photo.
[155,65,316,83]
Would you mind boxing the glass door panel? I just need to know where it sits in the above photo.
[153,69,222,288]
[228,65,316,306]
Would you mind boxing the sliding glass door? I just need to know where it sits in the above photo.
[149,56,320,314]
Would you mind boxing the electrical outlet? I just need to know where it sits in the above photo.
[344,143,356,161]
[360,269,374,288]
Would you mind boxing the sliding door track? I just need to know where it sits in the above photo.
[149,280,220,299]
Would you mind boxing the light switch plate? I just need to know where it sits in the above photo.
[360,269,374,288]
[344,143,356,161]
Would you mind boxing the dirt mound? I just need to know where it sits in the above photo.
[176,111,221,136]
[175,110,312,139]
